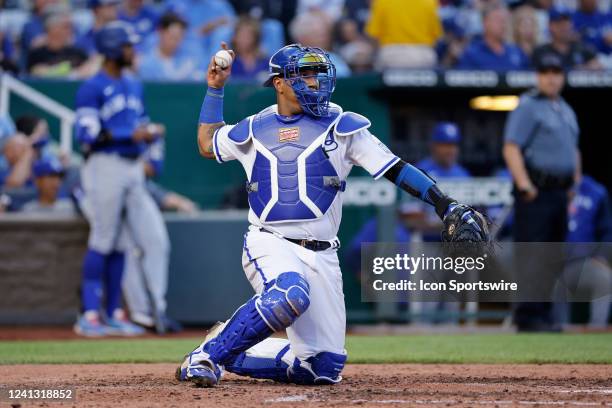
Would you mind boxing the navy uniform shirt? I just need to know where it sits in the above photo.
[504,90,579,176]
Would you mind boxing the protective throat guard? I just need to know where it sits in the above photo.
[229,105,368,223]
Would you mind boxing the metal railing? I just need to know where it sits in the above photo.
[0,73,76,153]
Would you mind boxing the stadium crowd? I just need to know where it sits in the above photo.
[0,0,611,81]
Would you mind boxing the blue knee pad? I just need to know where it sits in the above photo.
[205,272,309,366]
[257,272,310,331]
[288,352,347,385]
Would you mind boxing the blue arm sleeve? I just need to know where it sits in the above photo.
[394,163,435,201]
[385,160,455,219]
[74,82,101,145]
[199,87,224,124]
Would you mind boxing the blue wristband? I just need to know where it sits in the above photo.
[199,86,224,124]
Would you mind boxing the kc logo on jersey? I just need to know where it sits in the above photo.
[279,127,300,142]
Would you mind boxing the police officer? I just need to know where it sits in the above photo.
[503,51,581,332]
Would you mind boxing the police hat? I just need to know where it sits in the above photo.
[534,52,564,72]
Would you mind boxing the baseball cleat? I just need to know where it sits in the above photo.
[73,312,110,337]
[105,310,146,336]
[175,323,226,387]
[176,352,221,387]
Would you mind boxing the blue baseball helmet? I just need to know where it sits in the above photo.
[94,21,139,59]
[263,44,336,117]
[431,122,461,144]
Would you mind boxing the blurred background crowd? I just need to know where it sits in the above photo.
[0,0,612,82]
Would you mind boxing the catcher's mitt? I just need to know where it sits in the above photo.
[441,204,491,245]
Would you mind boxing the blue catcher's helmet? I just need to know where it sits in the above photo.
[94,21,139,59]
[263,44,336,117]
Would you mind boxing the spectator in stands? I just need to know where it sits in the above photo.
[512,5,539,59]
[344,0,370,31]
[0,114,16,153]
[366,0,443,69]
[15,115,52,154]
[118,0,159,44]
[228,0,293,54]
[164,0,235,61]
[20,0,59,52]
[503,52,581,332]
[436,16,469,68]
[334,18,375,73]
[572,0,612,55]
[138,13,205,81]
[0,114,16,183]
[290,10,351,77]
[27,6,95,78]
[530,0,554,43]
[21,156,75,215]
[532,6,600,70]
[230,16,269,82]
[297,0,345,22]
[458,4,530,70]
[0,30,18,74]
[0,134,35,189]
[76,0,121,56]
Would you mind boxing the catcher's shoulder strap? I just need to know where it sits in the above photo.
[334,112,371,137]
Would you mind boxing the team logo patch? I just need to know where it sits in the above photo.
[279,127,300,142]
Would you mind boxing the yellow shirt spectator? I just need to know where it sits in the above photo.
[366,0,443,46]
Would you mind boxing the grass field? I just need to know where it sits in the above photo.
[1,333,611,365]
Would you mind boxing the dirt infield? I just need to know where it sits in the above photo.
[1,364,611,407]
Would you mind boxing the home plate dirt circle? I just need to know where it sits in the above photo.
[1,364,611,407]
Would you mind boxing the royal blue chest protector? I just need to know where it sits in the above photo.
[228,106,370,223]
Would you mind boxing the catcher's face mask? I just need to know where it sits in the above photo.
[282,49,336,117]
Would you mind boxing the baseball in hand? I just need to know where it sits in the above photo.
[214,50,233,69]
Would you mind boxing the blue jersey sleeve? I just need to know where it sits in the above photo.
[74,80,102,145]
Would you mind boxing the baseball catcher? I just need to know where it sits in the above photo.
[176,43,490,387]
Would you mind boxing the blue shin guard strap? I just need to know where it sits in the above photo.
[225,344,291,383]
[204,296,273,365]
[289,352,347,385]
